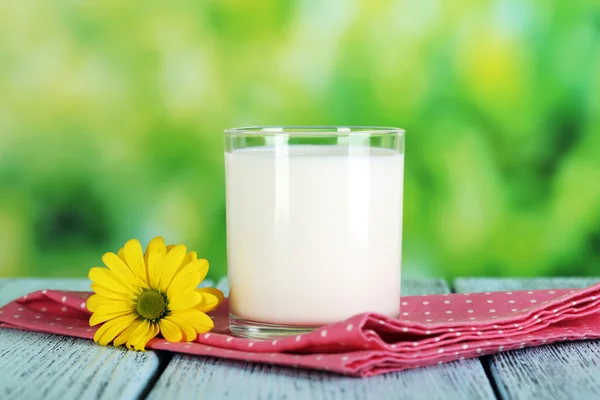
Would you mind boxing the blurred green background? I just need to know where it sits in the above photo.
[1,1,599,280]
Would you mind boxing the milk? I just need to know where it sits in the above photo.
[225,145,404,325]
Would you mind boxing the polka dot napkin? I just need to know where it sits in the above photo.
[1,285,600,377]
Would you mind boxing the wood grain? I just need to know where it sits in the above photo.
[0,278,163,400]
[454,278,600,400]
[147,279,497,400]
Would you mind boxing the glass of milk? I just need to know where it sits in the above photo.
[224,126,405,339]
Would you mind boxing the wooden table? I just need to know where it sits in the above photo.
[1,277,599,400]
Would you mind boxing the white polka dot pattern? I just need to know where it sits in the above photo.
[0,286,599,378]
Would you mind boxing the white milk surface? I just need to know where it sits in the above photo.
[225,145,404,325]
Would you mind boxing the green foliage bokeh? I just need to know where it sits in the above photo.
[0,1,599,279]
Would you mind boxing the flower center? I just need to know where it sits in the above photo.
[136,290,167,321]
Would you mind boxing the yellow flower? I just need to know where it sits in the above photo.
[87,236,224,351]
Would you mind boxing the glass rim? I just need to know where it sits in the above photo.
[224,126,405,136]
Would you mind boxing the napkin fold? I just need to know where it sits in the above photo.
[1,284,600,377]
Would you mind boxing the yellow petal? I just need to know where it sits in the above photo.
[90,309,133,326]
[165,315,196,342]
[172,309,214,333]
[194,291,220,312]
[183,250,197,264]
[87,294,134,313]
[158,245,187,289]
[102,252,139,282]
[137,322,160,351]
[167,272,201,300]
[129,321,160,351]
[169,290,202,310]
[196,287,224,306]
[113,323,139,347]
[124,239,148,283]
[90,283,131,301]
[165,259,209,297]
[89,268,132,295]
[175,259,209,283]
[125,320,150,350]
[159,318,183,342]
[144,236,165,263]
[117,247,126,263]
[145,237,166,288]
[86,294,107,312]
[90,274,146,302]
[166,244,176,252]
[177,251,197,273]
[92,302,133,316]
[93,314,137,345]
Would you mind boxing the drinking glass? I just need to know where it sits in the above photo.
[224,126,405,339]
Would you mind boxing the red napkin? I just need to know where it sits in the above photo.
[1,285,600,377]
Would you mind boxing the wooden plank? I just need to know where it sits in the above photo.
[0,278,91,306]
[0,278,163,400]
[454,278,600,400]
[453,277,600,292]
[147,278,497,400]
